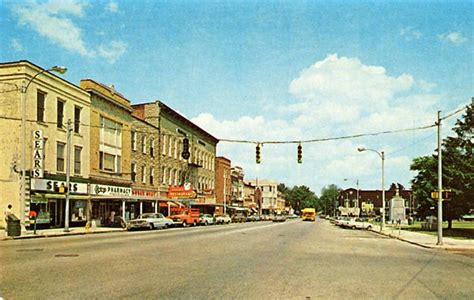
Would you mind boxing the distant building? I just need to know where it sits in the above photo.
[249,179,278,214]
[338,185,414,219]
[215,156,231,214]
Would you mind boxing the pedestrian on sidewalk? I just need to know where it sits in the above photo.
[4,204,13,235]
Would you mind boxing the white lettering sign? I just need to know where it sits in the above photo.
[30,178,88,194]
[32,130,44,178]
[90,184,132,196]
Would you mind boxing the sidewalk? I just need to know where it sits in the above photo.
[1,226,125,241]
[371,225,474,251]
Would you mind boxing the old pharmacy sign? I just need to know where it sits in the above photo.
[91,184,132,196]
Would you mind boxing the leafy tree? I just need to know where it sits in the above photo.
[318,184,341,215]
[282,185,318,212]
[411,102,474,228]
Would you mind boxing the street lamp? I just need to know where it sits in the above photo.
[20,65,67,231]
[358,147,385,230]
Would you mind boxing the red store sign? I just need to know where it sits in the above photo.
[132,189,157,198]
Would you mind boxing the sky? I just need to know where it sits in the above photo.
[1,0,473,195]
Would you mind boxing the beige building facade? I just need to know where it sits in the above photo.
[0,61,91,229]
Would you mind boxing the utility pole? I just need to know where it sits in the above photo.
[437,111,443,245]
[64,119,72,232]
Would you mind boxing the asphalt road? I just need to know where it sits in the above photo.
[1,218,473,299]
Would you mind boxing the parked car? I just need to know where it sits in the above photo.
[287,214,299,219]
[246,215,257,222]
[199,214,215,226]
[215,214,231,225]
[336,217,353,227]
[231,213,246,223]
[273,214,287,222]
[127,213,173,230]
[344,218,373,230]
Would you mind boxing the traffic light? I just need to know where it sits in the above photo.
[297,143,302,164]
[256,144,261,164]
[182,138,190,160]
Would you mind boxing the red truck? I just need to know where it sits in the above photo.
[168,207,201,227]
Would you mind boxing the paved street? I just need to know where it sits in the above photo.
[1,219,473,299]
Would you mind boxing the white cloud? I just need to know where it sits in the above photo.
[97,41,128,64]
[11,0,127,63]
[106,1,119,13]
[439,32,468,45]
[400,27,422,40]
[11,39,24,51]
[192,54,441,193]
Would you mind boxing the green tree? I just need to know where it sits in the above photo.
[411,102,474,229]
[318,184,341,215]
[283,185,318,212]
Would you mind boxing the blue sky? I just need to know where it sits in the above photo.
[1,0,472,195]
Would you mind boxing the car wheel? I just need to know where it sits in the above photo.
[149,223,154,230]
[193,221,197,227]
[163,224,168,229]
[367,225,372,230]
[204,221,208,226]
[182,221,187,227]
[351,226,356,230]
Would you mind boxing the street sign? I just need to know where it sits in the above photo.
[431,190,454,200]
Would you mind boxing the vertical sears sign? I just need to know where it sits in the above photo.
[32,130,44,178]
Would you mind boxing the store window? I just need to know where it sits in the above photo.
[150,167,154,185]
[57,142,65,172]
[99,116,122,173]
[131,162,136,182]
[131,131,137,151]
[71,200,86,222]
[74,146,82,175]
[150,138,154,157]
[74,106,81,134]
[142,135,147,154]
[37,90,46,122]
[57,99,64,129]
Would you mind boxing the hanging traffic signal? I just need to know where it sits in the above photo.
[256,143,261,164]
[182,137,190,160]
[297,143,302,164]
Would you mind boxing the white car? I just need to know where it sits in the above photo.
[199,214,215,225]
[215,214,231,225]
[127,213,173,230]
[344,218,373,230]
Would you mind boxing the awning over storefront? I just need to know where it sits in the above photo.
[32,193,91,201]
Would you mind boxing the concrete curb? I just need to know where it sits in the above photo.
[1,228,126,241]
[369,228,474,252]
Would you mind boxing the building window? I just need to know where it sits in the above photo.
[162,167,167,184]
[168,168,173,186]
[74,146,82,175]
[57,100,64,129]
[99,116,122,173]
[74,106,81,134]
[174,139,178,159]
[99,152,121,173]
[150,138,154,157]
[142,135,147,154]
[37,91,45,122]
[131,162,136,182]
[131,131,137,151]
[168,137,173,157]
[56,142,65,172]
[141,165,146,183]
[150,167,154,185]
[162,134,167,155]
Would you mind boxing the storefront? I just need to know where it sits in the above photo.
[30,178,90,228]
[90,183,133,226]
